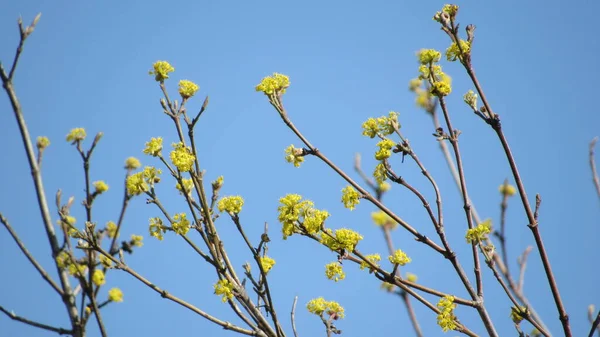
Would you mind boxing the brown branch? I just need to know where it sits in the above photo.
[0,19,81,334]
[588,308,600,337]
[0,213,63,295]
[0,305,72,335]
[590,137,600,202]
[94,247,262,336]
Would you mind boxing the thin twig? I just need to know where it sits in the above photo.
[589,137,600,202]
[0,305,72,335]
[291,296,299,337]
[588,309,600,337]
[0,213,63,295]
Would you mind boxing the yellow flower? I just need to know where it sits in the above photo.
[131,234,143,247]
[106,221,118,239]
[406,272,418,283]
[172,213,190,235]
[379,182,391,192]
[277,194,316,239]
[176,178,194,196]
[408,78,422,92]
[260,256,276,274]
[446,39,470,62]
[302,208,329,234]
[359,254,381,271]
[178,80,199,99]
[510,306,528,324]
[320,228,363,252]
[389,249,411,266]
[306,297,345,319]
[361,112,399,138]
[36,136,50,150]
[67,263,87,276]
[149,61,174,82]
[108,288,124,302]
[463,90,478,110]
[214,279,234,302]
[380,282,395,292]
[99,255,112,268]
[499,183,517,196]
[93,181,109,194]
[375,139,395,160]
[126,172,148,196]
[432,81,452,97]
[92,269,106,286]
[255,73,290,95]
[66,128,86,143]
[465,219,492,243]
[149,217,167,240]
[417,49,441,64]
[325,262,345,282]
[341,185,360,210]
[284,145,305,167]
[217,196,244,214]
[373,163,387,185]
[212,176,224,190]
[124,157,141,170]
[170,142,195,172]
[436,295,457,332]
[55,251,70,268]
[371,211,398,229]
[143,137,163,157]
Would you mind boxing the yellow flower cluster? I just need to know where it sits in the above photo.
[99,255,112,268]
[126,166,162,196]
[214,279,234,302]
[436,295,457,332]
[176,178,194,196]
[341,185,360,210]
[361,111,399,139]
[371,211,398,229]
[306,297,345,319]
[373,163,387,185]
[463,90,478,110]
[375,139,396,160]
[324,262,345,282]
[217,196,244,214]
[143,137,163,157]
[66,128,86,143]
[359,254,381,271]
[510,306,528,324]
[149,217,167,240]
[406,272,418,282]
[170,142,195,172]
[446,39,471,62]
[465,219,492,243]
[106,221,118,239]
[277,194,330,239]
[108,288,123,302]
[320,228,363,252]
[172,213,191,235]
[178,80,199,99]
[93,181,109,194]
[389,249,411,266]
[418,49,441,65]
[499,183,517,196]
[130,234,143,247]
[124,157,141,170]
[92,269,106,286]
[284,145,305,167]
[149,61,174,82]
[260,256,276,274]
[255,73,290,95]
[36,136,50,150]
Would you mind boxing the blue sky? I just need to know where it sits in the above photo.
[1,1,598,337]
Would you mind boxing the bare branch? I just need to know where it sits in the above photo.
[0,305,72,335]
[589,137,600,202]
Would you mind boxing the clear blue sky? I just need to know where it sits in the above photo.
[1,1,598,337]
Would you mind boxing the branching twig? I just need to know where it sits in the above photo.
[290,296,299,337]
